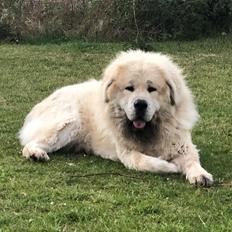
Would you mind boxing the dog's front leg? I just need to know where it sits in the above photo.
[172,143,213,187]
[116,146,179,173]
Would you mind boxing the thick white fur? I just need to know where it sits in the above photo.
[19,50,213,186]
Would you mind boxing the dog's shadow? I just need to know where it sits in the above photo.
[51,149,184,187]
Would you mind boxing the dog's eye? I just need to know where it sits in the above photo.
[147,86,157,93]
[125,86,134,92]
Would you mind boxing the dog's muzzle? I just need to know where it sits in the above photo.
[132,99,148,129]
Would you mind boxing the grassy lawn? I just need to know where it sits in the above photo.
[0,37,232,231]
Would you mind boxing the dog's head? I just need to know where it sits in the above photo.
[102,50,197,142]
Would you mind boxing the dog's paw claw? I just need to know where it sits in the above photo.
[22,146,50,162]
[30,153,49,162]
[188,173,213,187]
[31,154,38,162]
[196,175,213,187]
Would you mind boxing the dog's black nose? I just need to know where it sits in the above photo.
[134,99,148,111]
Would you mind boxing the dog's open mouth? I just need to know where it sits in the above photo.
[132,120,146,129]
[123,117,157,143]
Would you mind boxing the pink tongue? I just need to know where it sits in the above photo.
[133,120,146,129]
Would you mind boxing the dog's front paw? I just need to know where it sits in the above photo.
[167,162,179,173]
[22,146,50,161]
[186,166,213,187]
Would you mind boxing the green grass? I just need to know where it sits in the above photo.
[0,37,232,231]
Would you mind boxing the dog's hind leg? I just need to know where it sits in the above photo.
[19,119,79,161]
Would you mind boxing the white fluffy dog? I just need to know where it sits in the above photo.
[19,50,213,186]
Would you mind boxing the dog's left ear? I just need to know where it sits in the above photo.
[166,80,175,106]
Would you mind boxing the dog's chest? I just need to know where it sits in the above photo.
[141,127,186,161]
[143,144,180,161]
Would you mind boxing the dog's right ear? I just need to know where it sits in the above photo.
[103,63,125,103]
[104,79,115,103]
